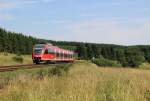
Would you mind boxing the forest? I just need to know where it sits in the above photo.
[0,28,150,67]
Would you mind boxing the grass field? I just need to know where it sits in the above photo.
[0,61,150,101]
[0,53,32,66]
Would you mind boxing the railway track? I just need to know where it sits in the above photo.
[0,63,58,72]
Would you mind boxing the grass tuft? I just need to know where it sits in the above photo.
[12,55,24,63]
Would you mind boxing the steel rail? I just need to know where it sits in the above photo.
[0,63,60,72]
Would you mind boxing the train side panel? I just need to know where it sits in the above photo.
[32,44,75,64]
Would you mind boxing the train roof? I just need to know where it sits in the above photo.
[36,43,74,54]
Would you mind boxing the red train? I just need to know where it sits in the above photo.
[32,43,75,64]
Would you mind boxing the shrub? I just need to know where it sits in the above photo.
[125,55,145,67]
[92,58,122,67]
[48,67,63,76]
[36,69,45,80]
[144,90,150,101]
[58,64,72,73]
[48,64,72,76]
[125,48,145,67]
[12,55,23,63]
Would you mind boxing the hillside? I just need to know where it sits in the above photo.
[1,28,150,67]
[0,61,150,101]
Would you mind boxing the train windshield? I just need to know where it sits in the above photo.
[34,49,42,54]
[33,44,45,54]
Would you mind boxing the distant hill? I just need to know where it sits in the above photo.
[0,28,150,67]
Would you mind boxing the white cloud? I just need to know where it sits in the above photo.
[0,0,55,21]
[0,2,16,9]
[49,18,150,45]
[42,0,55,3]
[19,0,56,5]
[0,13,13,21]
[0,0,55,9]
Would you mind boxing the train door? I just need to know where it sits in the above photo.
[42,48,55,60]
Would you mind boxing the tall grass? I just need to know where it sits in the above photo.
[140,63,150,70]
[0,61,150,101]
[0,53,32,66]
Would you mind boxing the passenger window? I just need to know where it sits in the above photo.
[48,48,54,54]
[45,49,48,54]
[56,52,59,57]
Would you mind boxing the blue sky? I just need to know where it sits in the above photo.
[0,0,150,45]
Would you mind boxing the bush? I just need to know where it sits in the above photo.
[125,49,145,67]
[145,90,150,101]
[92,58,122,67]
[48,64,72,76]
[48,67,63,76]
[36,69,45,80]
[12,55,23,63]
[125,55,145,67]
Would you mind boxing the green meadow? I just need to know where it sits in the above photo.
[0,60,149,101]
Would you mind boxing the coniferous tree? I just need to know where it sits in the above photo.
[86,44,94,59]
[76,44,87,59]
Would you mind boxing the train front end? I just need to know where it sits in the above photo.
[32,44,45,64]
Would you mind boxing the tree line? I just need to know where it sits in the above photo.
[0,28,37,54]
[76,43,150,67]
[0,28,150,67]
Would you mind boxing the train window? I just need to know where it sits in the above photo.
[70,54,72,58]
[60,53,63,57]
[48,48,54,54]
[71,54,73,58]
[44,49,48,54]
[69,54,71,58]
[67,54,70,58]
[34,49,42,54]
[64,54,67,58]
[56,52,59,57]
